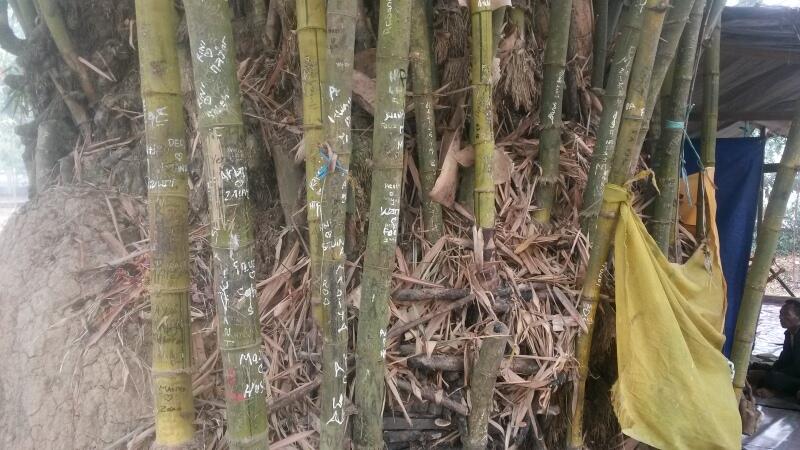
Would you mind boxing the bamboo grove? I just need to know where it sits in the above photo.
[118,0,800,447]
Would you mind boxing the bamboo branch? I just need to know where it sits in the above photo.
[570,2,671,448]
[650,0,706,253]
[135,0,194,445]
[35,0,95,101]
[534,0,572,225]
[463,321,509,450]
[352,0,413,447]
[183,1,268,447]
[731,102,800,398]
[410,0,443,242]
[296,0,327,328]
[316,0,356,447]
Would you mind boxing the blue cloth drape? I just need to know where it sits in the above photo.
[683,137,765,356]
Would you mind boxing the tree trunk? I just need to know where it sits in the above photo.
[731,102,800,398]
[570,2,670,448]
[295,0,327,327]
[533,0,572,225]
[650,0,706,253]
[352,0,412,447]
[183,1,269,447]
[410,0,443,242]
[136,0,194,446]
[316,0,357,447]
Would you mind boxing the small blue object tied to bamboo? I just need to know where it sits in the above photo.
[316,147,347,179]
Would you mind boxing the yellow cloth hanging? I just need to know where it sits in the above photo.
[606,171,741,450]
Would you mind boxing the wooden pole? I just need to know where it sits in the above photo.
[183,1,269,447]
[352,1,413,447]
[731,103,800,398]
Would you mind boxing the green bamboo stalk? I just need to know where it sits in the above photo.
[136,0,194,445]
[352,0,412,447]
[295,0,327,327]
[608,0,624,41]
[410,0,443,242]
[570,2,670,448]
[463,321,509,450]
[317,0,356,447]
[533,0,572,225]
[632,0,697,166]
[35,0,95,101]
[580,0,647,233]
[183,1,268,447]
[703,0,725,41]
[731,102,800,397]
[9,0,33,38]
[650,0,706,253]
[592,0,609,89]
[470,0,496,273]
[695,23,720,239]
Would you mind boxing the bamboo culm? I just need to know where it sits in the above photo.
[316,0,357,447]
[463,322,509,450]
[696,23,720,239]
[731,102,800,397]
[592,0,609,89]
[183,1,268,447]
[580,0,647,233]
[570,2,670,448]
[35,0,95,101]
[136,0,194,445]
[534,0,572,225]
[296,0,327,327]
[352,1,413,447]
[410,0,443,242]
[470,0,497,282]
[650,0,706,253]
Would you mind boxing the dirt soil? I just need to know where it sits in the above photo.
[0,187,150,449]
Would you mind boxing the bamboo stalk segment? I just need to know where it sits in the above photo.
[463,321,509,450]
[581,0,647,233]
[135,0,194,445]
[35,0,95,101]
[296,0,327,327]
[534,0,573,225]
[592,0,609,89]
[11,0,35,37]
[183,1,268,447]
[650,0,706,253]
[570,2,670,447]
[731,103,800,398]
[410,0,443,242]
[352,0,413,447]
[316,0,356,447]
[696,23,720,239]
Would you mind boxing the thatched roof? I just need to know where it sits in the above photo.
[691,6,800,137]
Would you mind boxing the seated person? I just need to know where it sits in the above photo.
[753,299,800,400]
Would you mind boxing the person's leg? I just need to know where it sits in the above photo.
[763,370,800,396]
